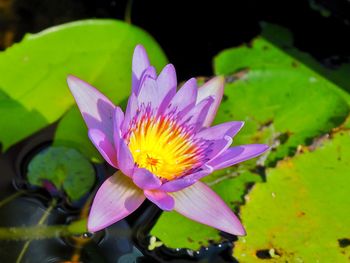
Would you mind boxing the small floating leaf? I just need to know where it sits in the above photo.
[27,146,95,201]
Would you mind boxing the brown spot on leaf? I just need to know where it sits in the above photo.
[292,61,299,67]
[258,119,273,131]
[308,134,330,151]
[297,211,305,217]
[256,248,282,259]
[276,132,291,144]
[225,68,250,83]
[256,249,272,259]
[338,238,350,248]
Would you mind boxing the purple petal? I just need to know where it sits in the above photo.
[166,78,198,115]
[196,76,224,127]
[144,190,175,211]
[113,107,124,154]
[88,172,145,232]
[204,136,233,163]
[137,76,160,107]
[117,140,135,176]
[67,75,115,141]
[88,129,118,168]
[138,66,157,94]
[171,181,246,235]
[196,121,244,141]
[160,165,213,192]
[157,64,177,95]
[208,144,269,170]
[157,64,177,98]
[132,168,162,190]
[159,177,196,192]
[132,45,151,95]
[179,96,214,132]
[122,92,138,133]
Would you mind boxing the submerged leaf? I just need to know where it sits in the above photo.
[27,146,95,201]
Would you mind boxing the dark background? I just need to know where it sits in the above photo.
[1,0,350,80]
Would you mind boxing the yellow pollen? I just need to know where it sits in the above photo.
[127,115,200,180]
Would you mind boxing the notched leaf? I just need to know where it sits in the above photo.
[27,146,95,201]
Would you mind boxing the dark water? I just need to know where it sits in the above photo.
[1,0,350,80]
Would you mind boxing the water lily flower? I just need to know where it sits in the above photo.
[67,45,268,236]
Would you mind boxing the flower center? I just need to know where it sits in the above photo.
[126,113,203,181]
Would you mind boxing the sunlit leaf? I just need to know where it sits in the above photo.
[234,129,350,262]
[0,19,167,152]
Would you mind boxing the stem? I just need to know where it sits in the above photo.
[15,199,57,263]
[125,0,134,24]
[0,191,25,208]
[0,221,87,240]
[69,194,94,262]
[0,216,90,240]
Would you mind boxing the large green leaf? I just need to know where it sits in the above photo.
[234,129,350,262]
[151,36,349,251]
[0,19,167,151]
[214,37,349,165]
[0,89,46,152]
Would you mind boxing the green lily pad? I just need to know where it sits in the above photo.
[27,146,95,201]
[0,89,46,152]
[214,37,350,166]
[151,35,350,251]
[0,19,167,152]
[234,129,350,262]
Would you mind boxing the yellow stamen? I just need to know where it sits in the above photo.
[127,115,201,180]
